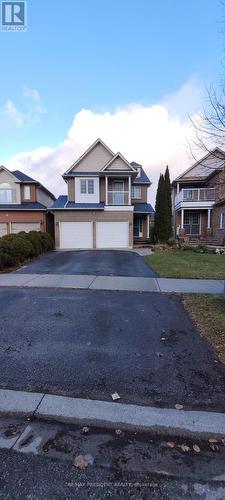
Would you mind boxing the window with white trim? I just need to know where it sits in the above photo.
[0,183,13,203]
[131,186,141,199]
[220,212,225,229]
[80,179,95,195]
[24,185,31,199]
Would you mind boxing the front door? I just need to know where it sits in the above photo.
[183,212,200,235]
[134,217,143,237]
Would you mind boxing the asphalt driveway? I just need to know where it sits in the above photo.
[0,288,225,410]
[16,250,156,277]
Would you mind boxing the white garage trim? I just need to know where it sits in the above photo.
[96,221,129,249]
[59,221,93,249]
[11,222,40,234]
[0,223,7,237]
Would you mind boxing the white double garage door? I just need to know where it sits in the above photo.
[0,222,40,238]
[60,221,129,249]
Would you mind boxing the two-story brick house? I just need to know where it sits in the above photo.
[172,148,225,244]
[51,139,154,249]
[0,166,55,237]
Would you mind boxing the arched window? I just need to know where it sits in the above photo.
[0,183,13,203]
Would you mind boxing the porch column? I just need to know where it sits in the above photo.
[207,208,211,229]
[105,176,108,205]
[147,215,150,238]
[177,183,180,195]
[181,209,184,229]
[128,176,131,205]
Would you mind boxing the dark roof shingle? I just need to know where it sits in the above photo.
[0,202,46,210]
[134,203,154,213]
[11,170,55,200]
[50,196,104,210]
[130,163,151,185]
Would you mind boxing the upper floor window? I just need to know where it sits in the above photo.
[24,185,31,200]
[131,186,141,199]
[80,179,94,194]
[220,212,225,229]
[0,183,12,203]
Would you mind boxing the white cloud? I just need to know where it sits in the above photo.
[0,86,47,129]
[5,79,202,205]
[22,85,40,101]
[3,100,24,127]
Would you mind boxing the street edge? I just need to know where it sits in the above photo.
[0,389,224,439]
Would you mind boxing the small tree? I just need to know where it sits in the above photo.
[154,167,172,242]
[164,165,172,239]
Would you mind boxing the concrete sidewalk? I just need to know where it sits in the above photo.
[0,388,225,438]
[0,272,223,293]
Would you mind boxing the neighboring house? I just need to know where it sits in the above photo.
[172,148,225,244]
[0,166,55,237]
[51,139,154,249]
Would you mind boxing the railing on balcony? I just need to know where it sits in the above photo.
[107,190,129,205]
[175,188,216,205]
[0,188,17,204]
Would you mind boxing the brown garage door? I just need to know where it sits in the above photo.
[0,223,7,237]
[11,222,40,234]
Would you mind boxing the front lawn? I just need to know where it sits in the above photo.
[145,250,225,279]
[184,294,225,362]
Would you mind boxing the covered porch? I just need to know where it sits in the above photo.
[133,210,153,241]
[176,208,212,238]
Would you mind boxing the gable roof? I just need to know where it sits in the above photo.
[12,170,38,183]
[0,166,55,200]
[174,148,225,182]
[64,138,114,175]
[101,152,137,172]
[0,165,21,182]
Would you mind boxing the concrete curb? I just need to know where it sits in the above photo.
[0,389,225,438]
[0,273,223,294]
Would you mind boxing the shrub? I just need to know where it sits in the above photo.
[16,232,36,257]
[194,244,208,254]
[25,231,43,256]
[0,231,54,270]
[0,234,33,263]
[39,231,54,252]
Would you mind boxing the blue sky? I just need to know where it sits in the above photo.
[0,0,224,200]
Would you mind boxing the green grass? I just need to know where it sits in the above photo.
[184,294,225,362]
[145,250,225,279]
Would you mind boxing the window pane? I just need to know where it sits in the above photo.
[192,213,200,225]
[80,180,86,194]
[0,189,12,203]
[132,186,141,199]
[88,180,94,194]
[24,185,30,199]
[183,212,190,224]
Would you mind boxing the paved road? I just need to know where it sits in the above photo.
[0,416,224,499]
[0,288,225,411]
[16,250,157,277]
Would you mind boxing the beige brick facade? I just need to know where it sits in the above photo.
[54,210,133,248]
